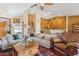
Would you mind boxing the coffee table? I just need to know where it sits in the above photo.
[12,41,39,56]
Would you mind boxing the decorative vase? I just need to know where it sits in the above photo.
[22,35,28,48]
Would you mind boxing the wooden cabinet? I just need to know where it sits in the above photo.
[0,21,6,38]
[0,18,10,38]
[72,23,79,32]
[68,16,79,32]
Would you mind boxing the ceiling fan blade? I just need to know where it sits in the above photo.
[31,4,38,8]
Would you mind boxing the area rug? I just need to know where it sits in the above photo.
[0,53,12,56]
[0,46,57,56]
[0,48,13,56]
[38,45,57,56]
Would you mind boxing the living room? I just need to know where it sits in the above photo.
[0,3,79,56]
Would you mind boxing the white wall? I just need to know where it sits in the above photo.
[35,14,40,33]
[22,11,28,35]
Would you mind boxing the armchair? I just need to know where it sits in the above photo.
[50,37,78,56]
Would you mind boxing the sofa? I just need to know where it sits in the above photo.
[28,33,56,49]
[50,32,79,56]
[28,37,51,48]
[0,34,23,50]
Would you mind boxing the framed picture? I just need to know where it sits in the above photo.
[13,18,20,23]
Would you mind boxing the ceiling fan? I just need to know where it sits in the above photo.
[31,3,53,10]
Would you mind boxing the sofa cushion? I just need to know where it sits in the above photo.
[61,32,79,43]
[53,38,62,43]
[53,47,67,56]
[58,35,67,44]
[66,45,78,56]
[12,39,22,44]
[28,37,40,43]
[66,43,78,48]
[6,34,14,44]
[44,36,51,41]
[55,43,67,49]
[2,38,8,50]
[35,33,45,38]
[40,39,51,48]
[13,34,19,40]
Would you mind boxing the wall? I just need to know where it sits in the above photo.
[35,14,40,33]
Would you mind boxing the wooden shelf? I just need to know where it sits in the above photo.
[72,23,79,32]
